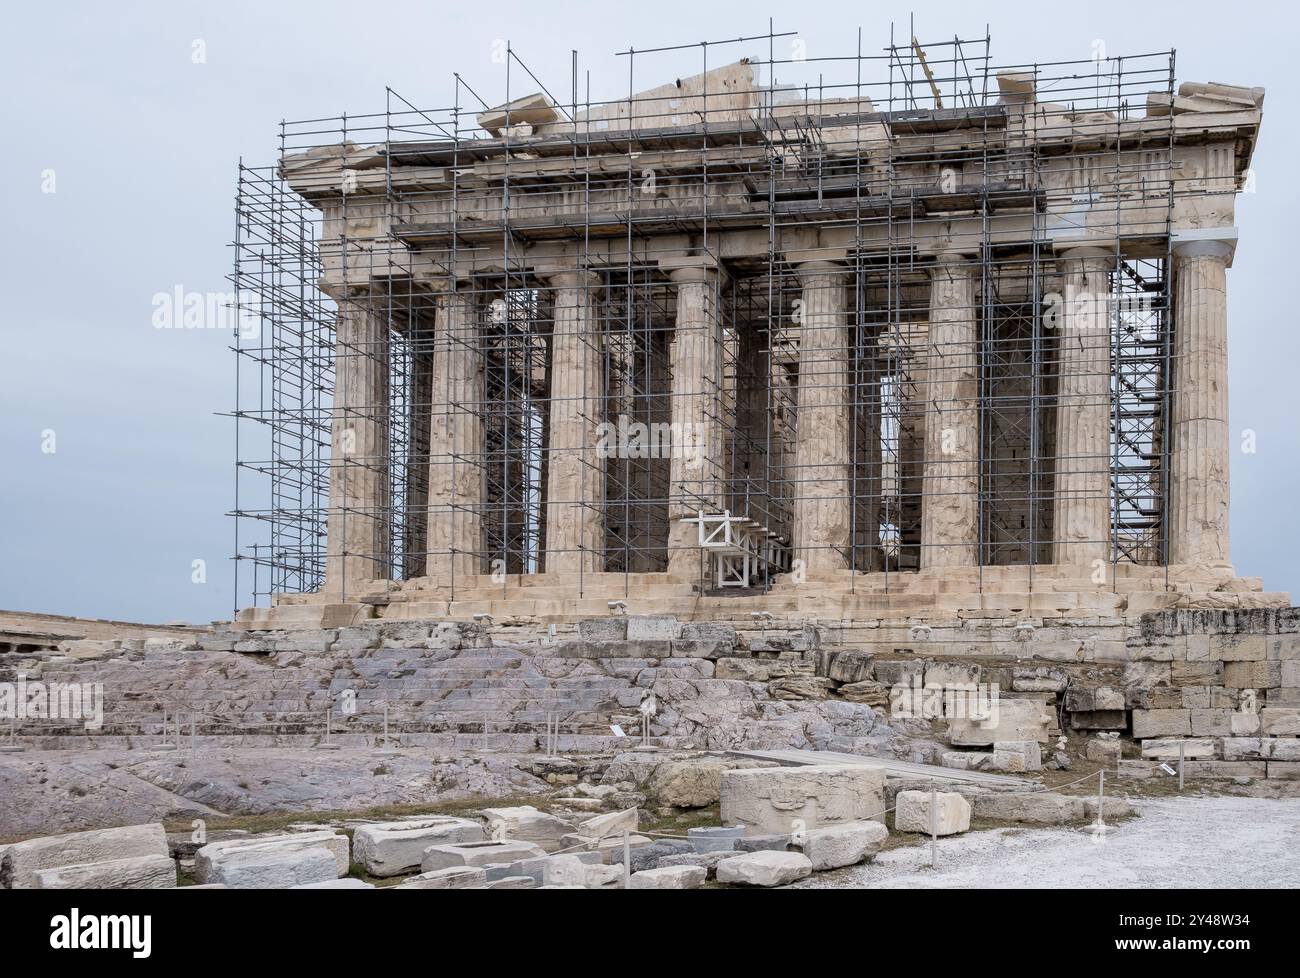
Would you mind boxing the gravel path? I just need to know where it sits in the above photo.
[792,796,1300,888]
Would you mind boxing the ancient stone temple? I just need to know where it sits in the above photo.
[230,37,1278,632]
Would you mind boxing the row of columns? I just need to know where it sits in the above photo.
[324,242,1234,594]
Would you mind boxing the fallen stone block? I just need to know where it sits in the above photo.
[991,740,1042,772]
[507,851,603,886]
[291,878,374,889]
[201,846,338,889]
[647,759,731,808]
[629,865,706,889]
[799,820,889,870]
[1085,738,1122,764]
[392,866,486,889]
[721,764,886,836]
[486,875,537,889]
[195,831,349,884]
[688,826,745,852]
[972,791,1086,825]
[2,823,170,889]
[479,806,573,853]
[1117,760,1156,779]
[421,840,546,872]
[655,850,732,878]
[33,855,177,890]
[582,863,623,887]
[352,817,484,877]
[733,833,790,852]
[894,790,972,836]
[575,807,639,841]
[715,851,813,887]
[610,839,694,872]
[559,833,654,863]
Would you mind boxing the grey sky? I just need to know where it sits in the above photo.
[1,0,1296,625]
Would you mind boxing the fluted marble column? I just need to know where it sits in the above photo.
[1053,247,1114,566]
[792,260,852,575]
[666,265,725,580]
[1170,238,1232,567]
[325,287,391,594]
[425,289,484,581]
[921,254,979,569]
[544,271,605,576]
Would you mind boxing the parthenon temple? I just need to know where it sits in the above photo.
[231,34,1281,630]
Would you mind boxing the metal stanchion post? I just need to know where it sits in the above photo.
[929,780,938,869]
[1178,741,1186,792]
[623,830,632,889]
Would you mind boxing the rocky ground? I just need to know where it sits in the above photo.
[0,748,555,838]
[793,795,1300,888]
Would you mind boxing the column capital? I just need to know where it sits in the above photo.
[1172,227,1237,264]
[318,279,373,303]
[1056,245,1116,263]
[659,254,727,287]
[540,268,602,290]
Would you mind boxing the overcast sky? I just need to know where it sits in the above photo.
[1,0,1296,625]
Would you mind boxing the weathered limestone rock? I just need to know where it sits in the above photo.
[656,850,733,878]
[646,759,730,808]
[894,790,972,835]
[2,823,170,889]
[991,740,1042,772]
[421,840,546,872]
[629,865,707,889]
[716,850,813,887]
[948,697,1051,746]
[194,831,349,884]
[33,855,177,890]
[799,820,889,870]
[487,876,538,889]
[352,816,484,877]
[720,764,886,835]
[838,681,891,706]
[393,866,486,889]
[479,806,573,852]
[770,676,836,700]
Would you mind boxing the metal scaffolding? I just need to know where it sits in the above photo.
[230,24,1204,612]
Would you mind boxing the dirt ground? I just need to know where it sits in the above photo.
[793,795,1300,888]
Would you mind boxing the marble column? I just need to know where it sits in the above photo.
[792,260,852,575]
[920,254,979,569]
[543,270,604,576]
[325,287,391,594]
[1053,247,1115,566]
[1169,237,1232,567]
[666,265,726,580]
[425,288,484,581]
